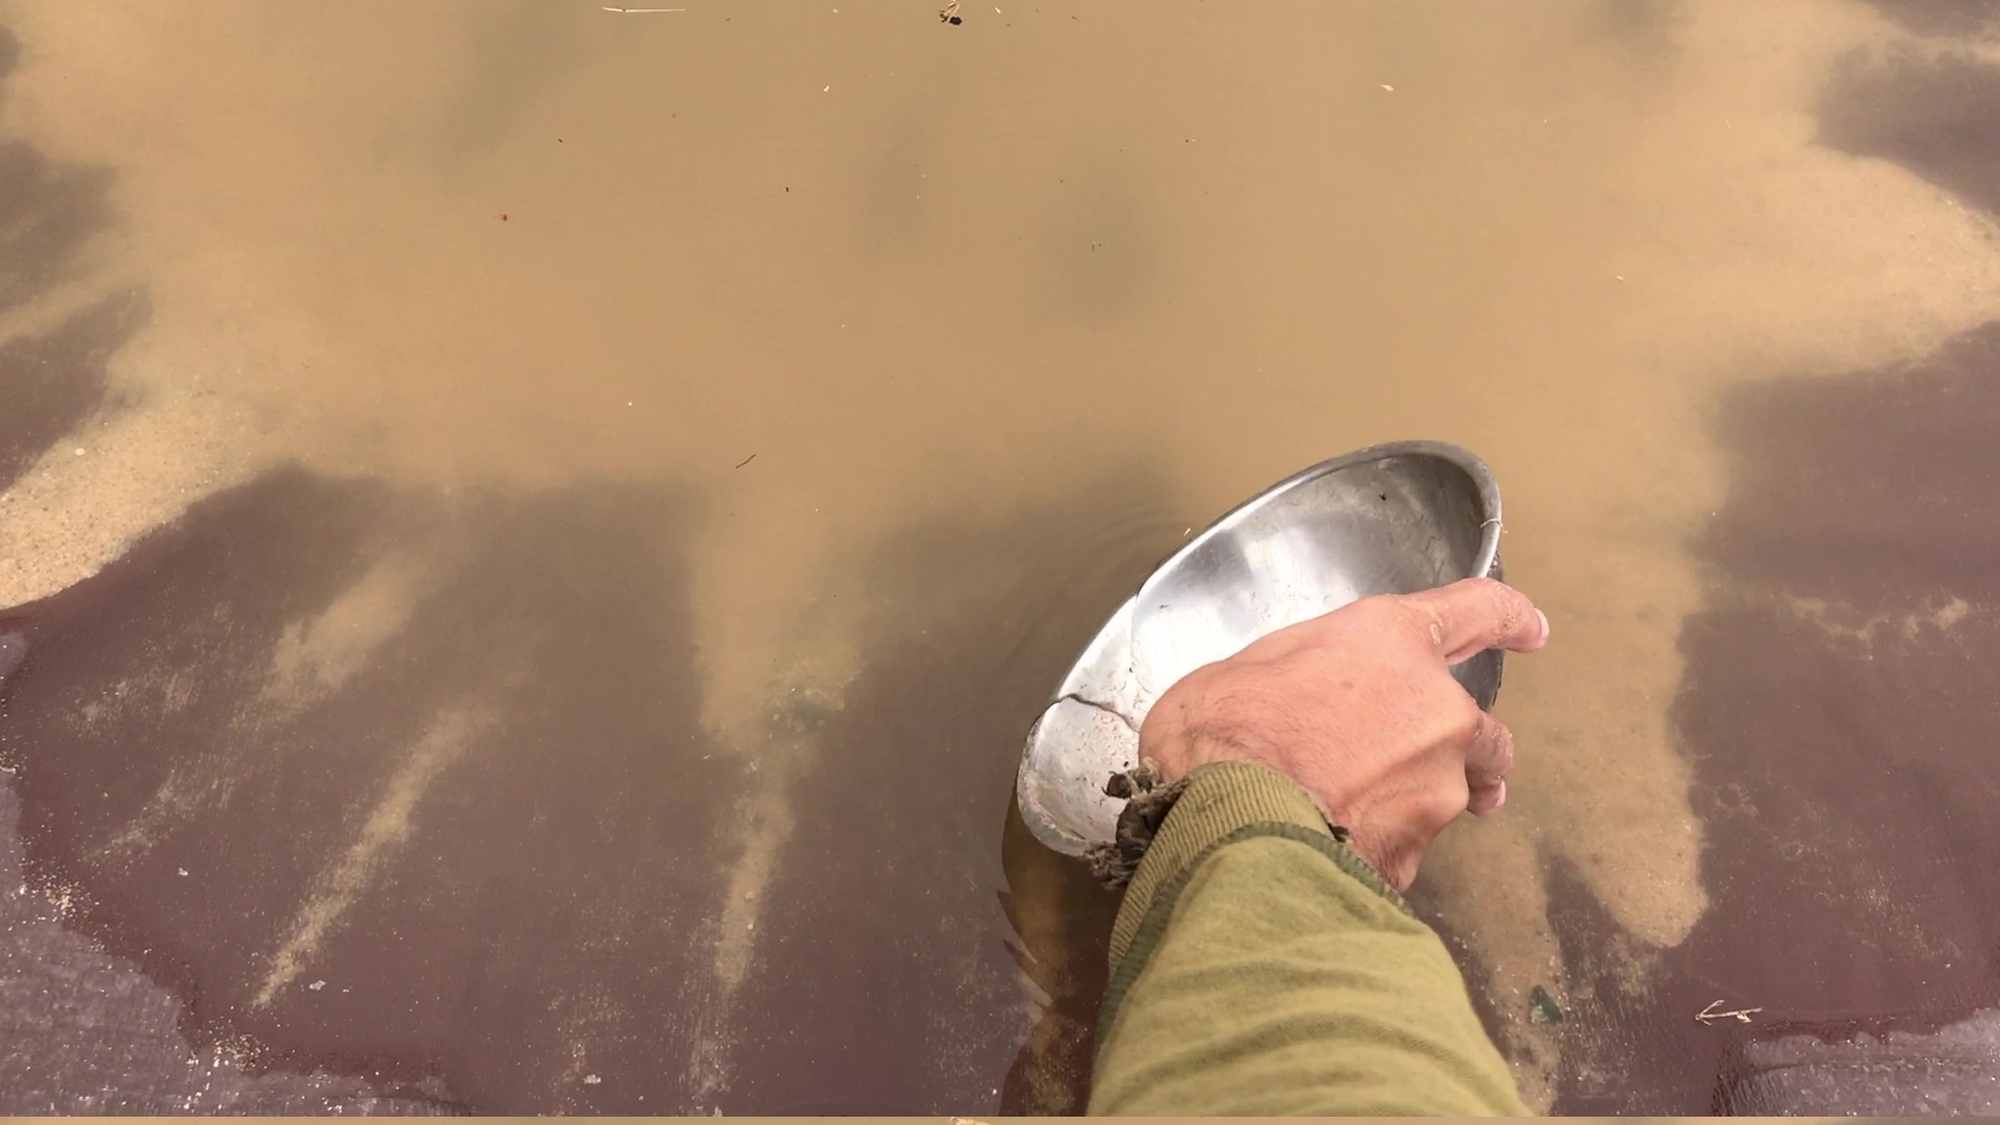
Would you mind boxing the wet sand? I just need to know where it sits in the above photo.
[4,0,2000,1112]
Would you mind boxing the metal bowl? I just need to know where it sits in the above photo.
[1015,440,1504,856]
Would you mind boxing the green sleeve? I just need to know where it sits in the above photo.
[1088,760,1526,1116]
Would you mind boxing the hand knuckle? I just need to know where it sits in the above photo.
[1387,597,1443,646]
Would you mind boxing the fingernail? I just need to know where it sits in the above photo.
[1535,609,1551,645]
[1494,780,1508,809]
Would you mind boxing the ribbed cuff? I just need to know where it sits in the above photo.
[1106,760,1339,967]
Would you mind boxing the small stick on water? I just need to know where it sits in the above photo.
[602,6,686,11]
[1695,998,1763,1025]
[734,453,758,469]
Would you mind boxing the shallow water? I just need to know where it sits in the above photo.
[4,0,2000,1112]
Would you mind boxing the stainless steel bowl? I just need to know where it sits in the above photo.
[1015,441,1504,856]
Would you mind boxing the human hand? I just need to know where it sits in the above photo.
[1137,577,1550,889]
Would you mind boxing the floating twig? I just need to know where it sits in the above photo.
[1695,999,1764,1025]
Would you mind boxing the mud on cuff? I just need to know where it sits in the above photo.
[1105,760,1398,969]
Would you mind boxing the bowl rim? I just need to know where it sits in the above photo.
[1141,439,1502,603]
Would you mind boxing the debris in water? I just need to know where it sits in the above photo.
[1697,998,1764,1025]
[1528,984,1564,1024]
[583,1073,604,1085]
[308,979,327,991]
[734,453,757,469]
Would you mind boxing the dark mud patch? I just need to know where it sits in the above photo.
[707,474,1175,1113]
[0,290,148,490]
[1858,0,1999,40]
[0,140,116,319]
[1586,0,1688,60]
[0,29,118,320]
[0,464,746,1111]
[1819,42,2000,217]
[1528,857,1689,1111]
[0,778,453,1113]
[1703,322,2000,601]
[2,457,1183,1112]
[1549,320,2000,1112]
[0,23,133,491]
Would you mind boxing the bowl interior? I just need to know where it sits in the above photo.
[1130,452,1494,705]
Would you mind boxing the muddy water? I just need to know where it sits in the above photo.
[3,0,2000,1113]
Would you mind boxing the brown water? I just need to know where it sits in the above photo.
[4,0,2000,1113]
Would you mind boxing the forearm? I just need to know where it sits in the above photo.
[1089,761,1525,1116]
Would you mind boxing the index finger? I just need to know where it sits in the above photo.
[1400,577,1550,664]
